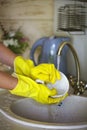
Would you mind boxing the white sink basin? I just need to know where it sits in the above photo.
[10,95,87,129]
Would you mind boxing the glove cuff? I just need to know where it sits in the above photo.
[14,56,34,76]
[9,74,30,97]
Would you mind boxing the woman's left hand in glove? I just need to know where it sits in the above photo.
[30,63,61,84]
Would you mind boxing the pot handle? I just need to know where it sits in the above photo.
[30,37,48,65]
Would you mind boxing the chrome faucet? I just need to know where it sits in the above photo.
[57,41,87,95]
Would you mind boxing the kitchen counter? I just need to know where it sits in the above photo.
[0,90,43,130]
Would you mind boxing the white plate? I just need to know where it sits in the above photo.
[47,72,69,98]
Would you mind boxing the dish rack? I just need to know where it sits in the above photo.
[54,0,86,35]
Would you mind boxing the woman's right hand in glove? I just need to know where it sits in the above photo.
[10,74,68,104]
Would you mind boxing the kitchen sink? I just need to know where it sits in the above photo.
[11,95,87,124]
[0,90,87,130]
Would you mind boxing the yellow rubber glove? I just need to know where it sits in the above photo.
[30,64,61,84]
[10,74,68,104]
[14,56,34,76]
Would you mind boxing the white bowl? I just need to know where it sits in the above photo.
[47,72,69,98]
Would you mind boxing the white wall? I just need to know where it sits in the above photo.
[54,0,87,81]
[67,33,87,81]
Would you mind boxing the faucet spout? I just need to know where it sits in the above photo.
[57,41,80,87]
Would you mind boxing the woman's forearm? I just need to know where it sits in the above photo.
[0,43,17,67]
[0,71,18,90]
